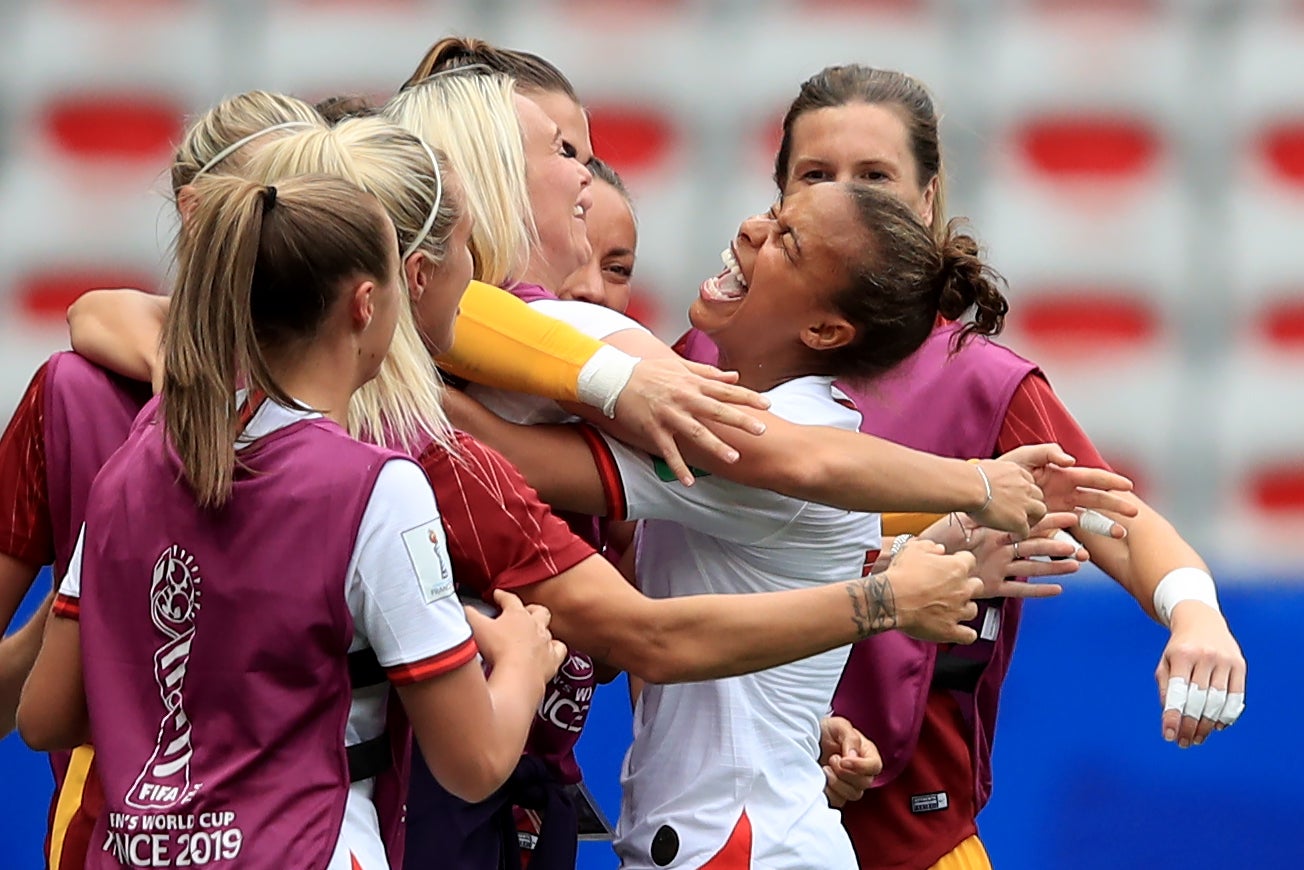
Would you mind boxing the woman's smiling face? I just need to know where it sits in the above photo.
[689,183,865,365]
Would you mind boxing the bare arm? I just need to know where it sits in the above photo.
[397,590,565,804]
[1077,495,1245,748]
[515,545,984,685]
[16,612,88,751]
[0,585,51,738]
[577,330,1047,535]
[66,289,169,390]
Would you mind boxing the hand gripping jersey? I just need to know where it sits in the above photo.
[588,376,880,870]
[64,400,473,870]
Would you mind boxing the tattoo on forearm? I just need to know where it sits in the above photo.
[847,572,898,638]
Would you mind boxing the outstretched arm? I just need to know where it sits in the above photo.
[518,542,985,685]
[996,373,1246,749]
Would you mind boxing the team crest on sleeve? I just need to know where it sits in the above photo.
[128,544,203,810]
[402,521,455,604]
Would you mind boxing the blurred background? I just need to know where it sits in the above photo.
[0,0,1300,867]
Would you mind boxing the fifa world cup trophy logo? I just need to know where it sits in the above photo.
[126,544,203,809]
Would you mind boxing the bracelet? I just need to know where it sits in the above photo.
[969,460,994,514]
[889,534,914,558]
[576,345,641,419]
[1152,567,1220,627]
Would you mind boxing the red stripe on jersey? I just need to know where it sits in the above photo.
[577,425,627,521]
[53,594,80,620]
[386,637,478,686]
[238,390,268,430]
[351,853,364,870]
[0,362,54,565]
[861,549,881,578]
[700,810,752,869]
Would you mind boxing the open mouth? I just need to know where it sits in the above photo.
[699,245,749,303]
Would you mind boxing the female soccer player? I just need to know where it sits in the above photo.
[557,157,639,314]
[757,64,1247,870]
[55,108,1001,870]
[0,90,326,870]
[17,172,567,870]
[447,181,1071,870]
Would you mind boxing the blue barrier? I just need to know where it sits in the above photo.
[3,567,1298,869]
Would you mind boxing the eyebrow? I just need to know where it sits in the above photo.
[603,247,635,259]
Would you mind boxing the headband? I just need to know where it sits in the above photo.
[402,137,444,261]
[193,121,316,179]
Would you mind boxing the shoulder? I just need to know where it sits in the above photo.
[765,377,862,431]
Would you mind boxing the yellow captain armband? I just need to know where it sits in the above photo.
[881,512,946,537]
[435,281,605,404]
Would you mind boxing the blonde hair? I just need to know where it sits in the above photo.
[164,174,394,508]
[384,72,533,287]
[171,91,324,195]
[243,116,460,454]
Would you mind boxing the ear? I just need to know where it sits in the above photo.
[350,279,377,332]
[176,185,200,227]
[800,314,856,353]
[404,250,429,306]
[919,175,939,230]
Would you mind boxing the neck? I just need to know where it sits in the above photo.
[520,254,566,293]
[262,335,359,428]
[715,343,822,393]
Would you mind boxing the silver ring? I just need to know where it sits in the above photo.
[1012,541,1021,559]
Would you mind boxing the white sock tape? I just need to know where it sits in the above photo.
[577,345,641,419]
[1152,567,1220,627]
[1164,676,1188,713]
[1219,692,1246,725]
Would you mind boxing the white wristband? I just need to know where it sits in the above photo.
[576,345,641,419]
[1152,567,1220,627]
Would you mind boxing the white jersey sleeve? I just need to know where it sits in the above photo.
[345,459,476,684]
[588,377,866,544]
[527,298,651,341]
[57,525,85,599]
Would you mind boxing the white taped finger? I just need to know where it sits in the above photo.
[1079,509,1119,537]
[1184,684,1209,721]
[1164,676,1188,713]
[1029,529,1080,563]
[1218,692,1246,725]
[1202,687,1228,723]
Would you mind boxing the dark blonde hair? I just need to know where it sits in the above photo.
[170,91,323,195]
[824,184,1006,382]
[163,174,394,508]
[403,35,578,100]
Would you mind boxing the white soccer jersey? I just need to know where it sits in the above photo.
[466,297,650,426]
[593,376,880,870]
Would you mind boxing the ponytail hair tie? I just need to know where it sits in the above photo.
[263,186,277,209]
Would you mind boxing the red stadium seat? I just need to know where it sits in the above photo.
[40,95,183,163]
[1013,292,1159,352]
[1258,120,1304,187]
[1251,463,1304,516]
[17,270,158,322]
[588,106,678,177]
[1260,297,1304,352]
[1015,115,1162,181]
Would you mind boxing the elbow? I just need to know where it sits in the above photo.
[419,747,514,805]
[610,618,694,685]
[16,706,69,752]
